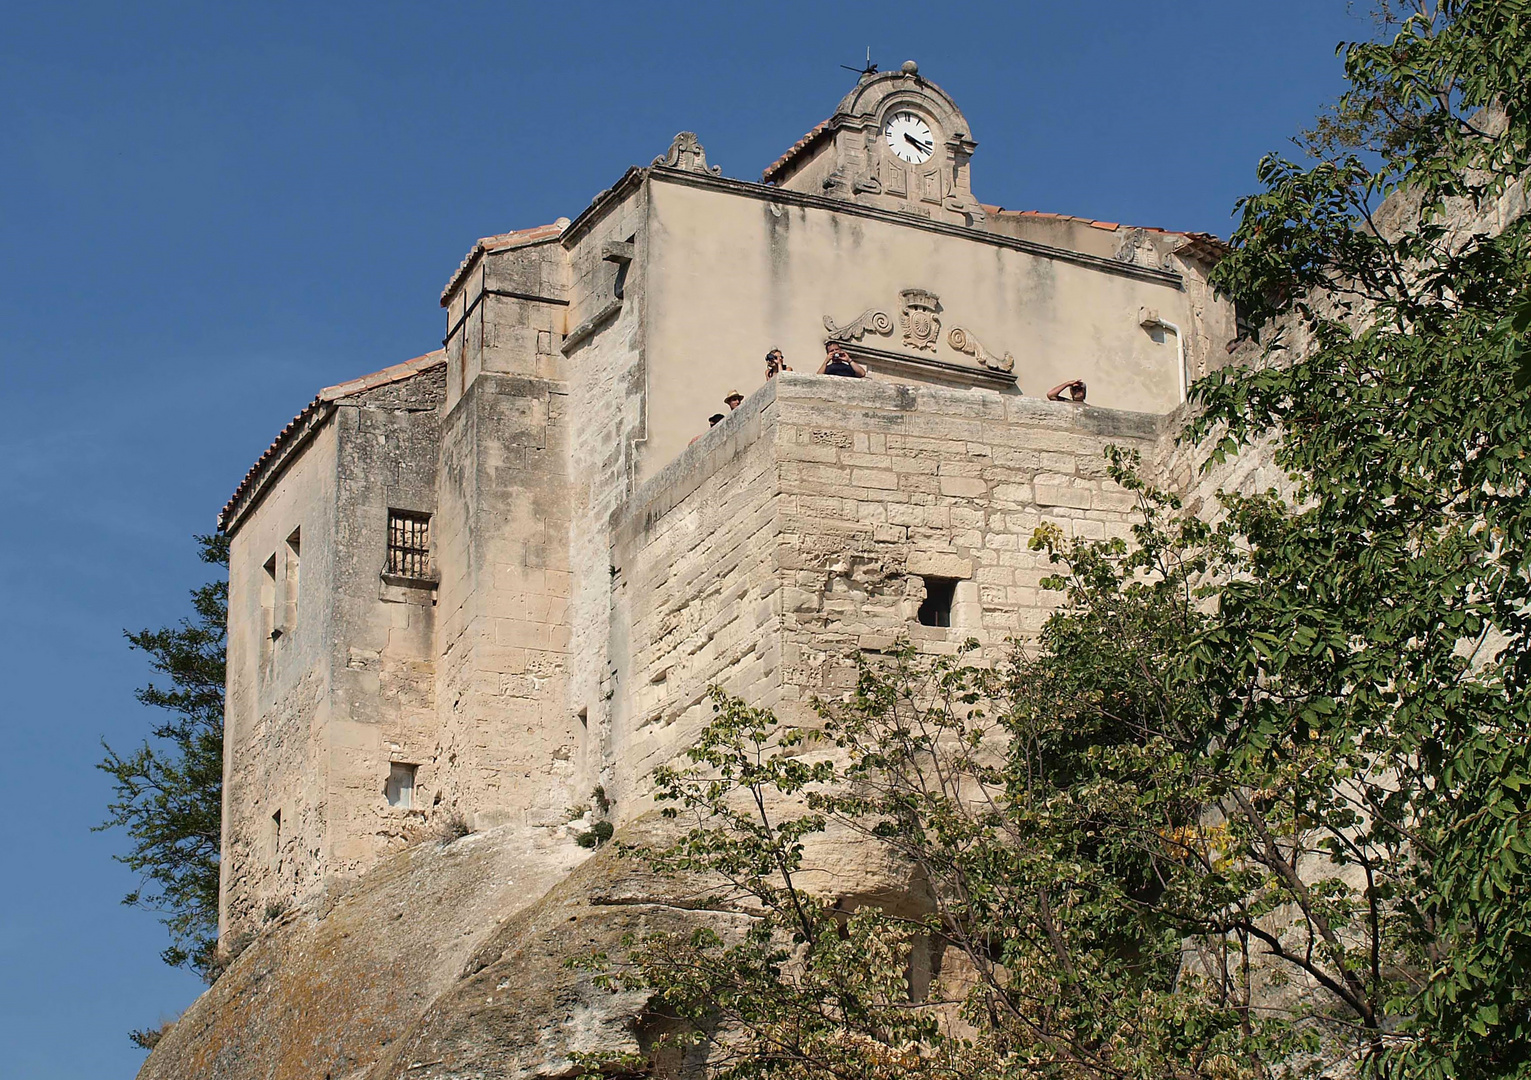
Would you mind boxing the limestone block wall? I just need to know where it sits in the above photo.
[478,239,569,382]
[324,368,446,883]
[562,186,650,802]
[221,423,340,935]
[769,374,1164,703]
[431,371,576,834]
[599,374,1171,816]
[608,385,783,806]
[444,234,568,410]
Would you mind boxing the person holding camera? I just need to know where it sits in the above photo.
[765,349,792,379]
[818,341,867,379]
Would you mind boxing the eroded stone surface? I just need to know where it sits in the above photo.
[140,825,586,1080]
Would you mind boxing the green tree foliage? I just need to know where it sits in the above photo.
[583,5,1531,1078]
[1195,3,1531,1074]
[98,533,228,981]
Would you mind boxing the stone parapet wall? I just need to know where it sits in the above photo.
[609,382,783,809]
[770,375,1163,699]
[599,374,1174,816]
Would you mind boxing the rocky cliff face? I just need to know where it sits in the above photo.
[141,808,924,1080]
[138,824,591,1080]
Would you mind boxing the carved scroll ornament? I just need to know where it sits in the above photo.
[823,308,894,342]
[947,326,1015,373]
[653,131,722,176]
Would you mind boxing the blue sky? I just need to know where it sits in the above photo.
[0,2,1365,1075]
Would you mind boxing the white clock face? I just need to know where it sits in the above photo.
[884,111,935,164]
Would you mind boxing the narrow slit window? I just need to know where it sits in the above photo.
[284,528,301,631]
[917,577,957,628]
[387,510,431,578]
[269,808,282,864]
[386,762,417,808]
[261,554,279,657]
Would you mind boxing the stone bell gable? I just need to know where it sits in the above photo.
[214,64,1239,945]
[763,63,984,226]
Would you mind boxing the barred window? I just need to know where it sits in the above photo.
[387,510,431,578]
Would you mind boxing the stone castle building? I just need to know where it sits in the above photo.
[215,64,1238,941]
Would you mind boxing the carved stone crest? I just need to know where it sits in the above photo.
[899,289,942,352]
[823,308,894,342]
[822,293,1017,381]
[947,326,1015,372]
[1113,227,1163,268]
[652,132,721,175]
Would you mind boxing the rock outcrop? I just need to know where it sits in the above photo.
[138,824,590,1080]
[141,808,927,1080]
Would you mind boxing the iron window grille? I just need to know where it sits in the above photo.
[387,510,431,579]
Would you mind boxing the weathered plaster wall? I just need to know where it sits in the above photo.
[641,176,1196,479]
[222,368,455,937]
[562,186,650,806]
[222,422,339,936]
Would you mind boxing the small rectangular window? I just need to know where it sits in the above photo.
[386,762,417,808]
[917,577,957,628]
[387,510,431,579]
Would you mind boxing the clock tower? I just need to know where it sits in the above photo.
[762,61,984,227]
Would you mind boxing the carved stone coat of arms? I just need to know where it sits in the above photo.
[899,289,942,352]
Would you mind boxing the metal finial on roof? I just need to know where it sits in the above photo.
[840,46,877,77]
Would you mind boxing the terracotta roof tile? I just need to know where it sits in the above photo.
[440,218,569,306]
[762,118,832,184]
[985,206,1229,257]
[219,350,447,534]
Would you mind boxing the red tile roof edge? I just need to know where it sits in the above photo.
[762,118,833,184]
[439,219,570,306]
[218,350,447,534]
[983,205,1230,254]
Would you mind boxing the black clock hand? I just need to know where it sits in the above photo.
[904,133,933,153]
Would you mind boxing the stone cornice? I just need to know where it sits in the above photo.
[561,167,646,247]
[558,163,1185,291]
[220,351,446,536]
[646,166,1185,287]
[219,400,336,536]
[837,340,1017,388]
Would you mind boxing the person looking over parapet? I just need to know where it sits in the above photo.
[765,349,792,379]
[691,412,727,445]
[818,342,868,379]
[1046,379,1087,403]
[724,390,745,410]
